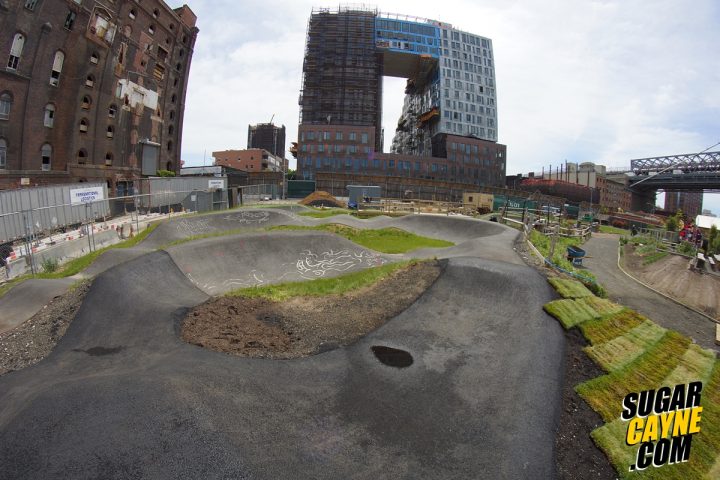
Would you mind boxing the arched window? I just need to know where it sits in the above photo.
[0,139,6,169]
[128,9,136,20]
[171,94,176,103]
[169,110,175,120]
[108,104,117,118]
[167,140,172,151]
[8,33,25,70]
[49,51,64,86]
[148,25,155,35]
[166,161,172,171]
[152,8,159,19]
[81,95,91,109]
[106,125,114,138]
[44,104,55,128]
[0,92,12,120]
[85,74,95,88]
[168,125,174,135]
[79,118,88,133]
[105,152,113,166]
[77,149,87,164]
[41,144,51,171]
[90,52,99,64]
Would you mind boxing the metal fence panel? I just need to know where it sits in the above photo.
[0,183,109,243]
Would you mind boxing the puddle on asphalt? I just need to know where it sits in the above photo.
[371,346,413,368]
[73,346,124,356]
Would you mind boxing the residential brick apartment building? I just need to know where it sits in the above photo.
[212,148,286,173]
[597,175,631,212]
[665,191,703,218]
[0,0,198,194]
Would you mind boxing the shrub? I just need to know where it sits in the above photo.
[41,257,59,273]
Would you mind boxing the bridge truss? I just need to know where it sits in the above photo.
[631,151,720,175]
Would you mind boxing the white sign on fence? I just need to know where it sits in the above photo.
[70,187,105,205]
[208,179,224,189]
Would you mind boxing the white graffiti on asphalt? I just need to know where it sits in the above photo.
[175,218,216,236]
[295,249,385,279]
[221,211,270,224]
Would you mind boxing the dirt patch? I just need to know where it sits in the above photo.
[182,260,442,358]
[0,281,91,376]
[556,328,617,479]
[298,190,345,208]
[623,244,720,319]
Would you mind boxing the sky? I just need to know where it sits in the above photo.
[167,0,720,213]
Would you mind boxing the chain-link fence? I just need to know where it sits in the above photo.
[235,184,279,204]
[0,187,230,279]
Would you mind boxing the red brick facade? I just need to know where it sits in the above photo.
[295,124,506,187]
[0,0,198,194]
[212,148,286,172]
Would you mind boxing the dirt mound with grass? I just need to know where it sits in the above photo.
[299,190,345,208]
[181,260,442,358]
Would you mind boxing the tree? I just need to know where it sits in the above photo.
[666,214,679,232]
[709,225,719,255]
[286,168,296,180]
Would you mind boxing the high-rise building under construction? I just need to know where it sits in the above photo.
[296,7,506,187]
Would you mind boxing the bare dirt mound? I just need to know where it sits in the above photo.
[181,260,442,358]
[299,190,345,208]
[624,244,720,318]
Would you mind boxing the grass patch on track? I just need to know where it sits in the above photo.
[543,275,720,479]
[298,208,353,218]
[269,224,453,253]
[226,259,422,301]
[548,277,594,298]
[576,330,691,422]
[579,310,647,345]
[544,296,623,329]
[599,225,630,235]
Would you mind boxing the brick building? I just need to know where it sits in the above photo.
[597,175,631,212]
[247,122,285,158]
[212,148,286,173]
[665,191,703,218]
[0,0,198,194]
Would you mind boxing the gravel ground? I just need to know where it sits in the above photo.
[182,260,443,358]
[0,281,90,376]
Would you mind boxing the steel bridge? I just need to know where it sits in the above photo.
[627,151,720,192]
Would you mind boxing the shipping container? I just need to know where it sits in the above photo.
[0,183,109,244]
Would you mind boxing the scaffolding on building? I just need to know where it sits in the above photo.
[300,8,382,150]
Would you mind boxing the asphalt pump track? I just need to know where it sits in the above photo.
[0,209,564,479]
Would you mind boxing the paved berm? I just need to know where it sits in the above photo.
[0,210,566,479]
[583,233,719,352]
